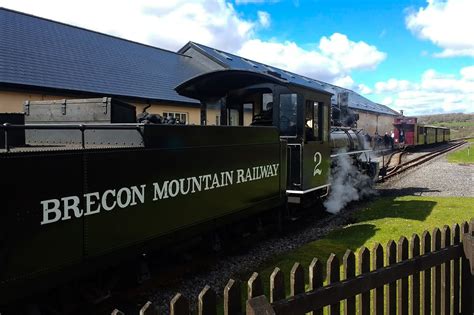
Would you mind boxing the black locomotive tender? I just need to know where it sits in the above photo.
[0,69,375,303]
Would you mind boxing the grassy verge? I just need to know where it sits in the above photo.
[240,196,474,299]
[447,142,474,164]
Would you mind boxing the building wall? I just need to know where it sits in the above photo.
[0,90,202,124]
[0,90,67,113]
[356,110,395,136]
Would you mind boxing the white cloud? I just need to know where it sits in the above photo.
[0,0,255,52]
[0,0,386,88]
[319,33,387,71]
[358,84,373,95]
[371,66,474,115]
[237,34,386,87]
[375,79,414,94]
[257,11,271,28]
[406,0,474,57]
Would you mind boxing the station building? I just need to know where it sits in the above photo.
[0,7,398,135]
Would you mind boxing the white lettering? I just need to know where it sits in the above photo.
[117,187,131,208]
[84,192,101,216]
[180,178,191,195]
[40,199,62,225]
[130,185,146,206]
[102,189,116,211]
[61,196,82,220]
[236,169,245,183]
[169,180,180,197]
[153,181,169,200]
[191,176,201,193]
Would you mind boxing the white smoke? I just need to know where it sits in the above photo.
[324,150,377,214]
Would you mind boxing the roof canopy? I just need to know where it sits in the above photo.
[176,69,331,101]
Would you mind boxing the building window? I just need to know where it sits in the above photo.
[163,112,188,124]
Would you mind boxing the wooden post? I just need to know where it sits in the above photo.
[309,258,323,315]
[270,267,285,303]
[372,244,384,315]
[441,226,451,315]
[248,272,263,299]
[452,224,461,315]
[140,301,159,315]
[170,293,189,315]
[246,295,275,315]
[432,228,441,315]
[358,247,370,315]
[410,234,421,315]
[398,237,409,315]
[461,221,473,315]
[224,279,241,315]
[198,285,216,315]
[327,253,340,315]
[421,231,431,315]
[290,262,305,296]
[343,250,356,315]
[386,240,397,315]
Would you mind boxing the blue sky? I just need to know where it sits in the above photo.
[1,0,472,114]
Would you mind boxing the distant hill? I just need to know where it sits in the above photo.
[418,113,474,139]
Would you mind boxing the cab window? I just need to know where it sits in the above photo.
[279,94,297,137]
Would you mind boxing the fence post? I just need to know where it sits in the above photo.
[441,226,451,315]
[327,253,340,315]
[358,247,370,315]
[248,272,263,299]
[309,258,323,315]
[224,279,241,315]
[140,301,159,315]
[270,267,285,303]
[343,250,356,315]
[246,296,275,315]
[372,244,384,315]
[198,285,216,315]
[170,293,189,315]
[461,223,473,315]
[432,228,441,315]
[452,224,461,315]
[386,240,397,315]
[398,237,409,315]
[290,262,305,296]
[410,234,420,315]
[421,231,431,315]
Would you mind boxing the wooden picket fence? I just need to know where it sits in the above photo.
[113,220,474,315]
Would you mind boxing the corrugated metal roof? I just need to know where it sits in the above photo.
[0,8,205,104]
[185,42,399,116]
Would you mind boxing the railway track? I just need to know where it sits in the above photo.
[379,140,467,181]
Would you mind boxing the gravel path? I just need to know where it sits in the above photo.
[378,144,473,197]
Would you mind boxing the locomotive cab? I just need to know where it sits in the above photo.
[176,69,332,204]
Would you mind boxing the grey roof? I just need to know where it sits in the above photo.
[181,42,399,116]
[0,8,206,104]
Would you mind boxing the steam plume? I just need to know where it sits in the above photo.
[324,150,376,214]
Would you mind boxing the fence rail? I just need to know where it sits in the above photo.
[113,220,474,315]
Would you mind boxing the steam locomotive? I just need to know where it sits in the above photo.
[0,69,375,304]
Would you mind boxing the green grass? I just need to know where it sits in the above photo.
[447,143,474,164]
[239,196,474,300]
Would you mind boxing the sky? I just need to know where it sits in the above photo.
[0,0,472,115]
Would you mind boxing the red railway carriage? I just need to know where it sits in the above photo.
[393,116,417,146]
[393,116,450,147]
